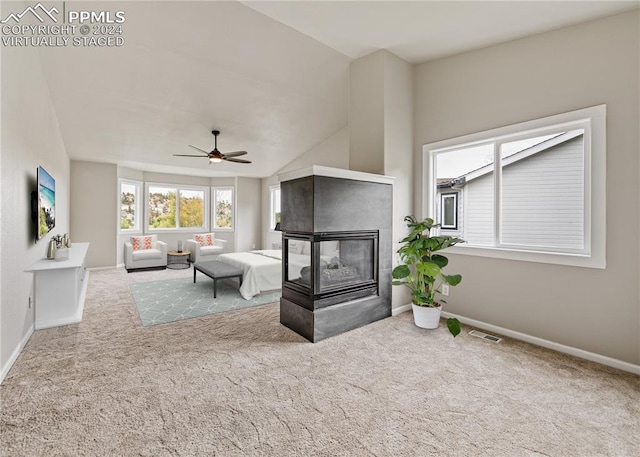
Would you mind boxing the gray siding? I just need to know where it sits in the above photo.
[501,136,584,249]
[463,172,495,245]
[444,136,585,249]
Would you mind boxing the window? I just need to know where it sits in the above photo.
[146,183,207,231]
[440,193,458,230]
[270,186,281,230]
[119,179,142,233]
[423,105,606,268]
[212,187,234,230]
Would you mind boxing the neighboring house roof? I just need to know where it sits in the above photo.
[437,130,584,189]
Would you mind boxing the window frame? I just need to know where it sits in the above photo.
[145,182,209,233]
[440,192,458,230]
[269,185,281,231]
[423,104,606,269]
[118,179,142,234]
[211,186,235,231]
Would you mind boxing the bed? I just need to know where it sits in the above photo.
[217,245,339,299]
[217,250,283,299]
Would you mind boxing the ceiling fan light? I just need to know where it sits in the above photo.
[210,157,222,163]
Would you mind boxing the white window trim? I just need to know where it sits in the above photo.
[269,185,281,232]
[440,192,458,230]
[145,182,209,233]
[211,186,235,231]
[118,179,142,234]
[423,104,606,269]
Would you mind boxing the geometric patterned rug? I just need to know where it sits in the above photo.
[130,277,281,327]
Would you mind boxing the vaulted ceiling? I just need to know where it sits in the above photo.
[34,0,638,178]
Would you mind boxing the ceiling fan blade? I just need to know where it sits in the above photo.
[224,157,252,164]
[188,145,211,155]
[173,154,209,157]
[222,150,248,158]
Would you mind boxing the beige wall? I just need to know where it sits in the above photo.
[414,11,640,364]
[261,127,349,249]
[382,51,414,310]
[349,52,385,174]
[71,161,117,268]
[1,34,71,380]
[349,50,415,310]
[236,177,262,252]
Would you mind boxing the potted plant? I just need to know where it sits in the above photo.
[392,215,464,336]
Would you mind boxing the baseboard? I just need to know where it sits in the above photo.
[441,311,640,376]
[87,265,118,271]
[0,324,34,384]
[392,304,412,316]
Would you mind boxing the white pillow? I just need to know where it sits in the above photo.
[288,240,304,255]
[320,240,339,256]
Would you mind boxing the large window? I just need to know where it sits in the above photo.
[119,179,142,233]
[423,105,606,268]
[270,185,281,230]
[146,184,207,231]
[212,187,234,230]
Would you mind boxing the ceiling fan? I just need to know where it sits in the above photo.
[174,130,252,164]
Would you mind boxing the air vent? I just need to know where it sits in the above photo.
[469,329,502,343]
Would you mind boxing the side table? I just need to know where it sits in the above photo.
[167,250,191,270]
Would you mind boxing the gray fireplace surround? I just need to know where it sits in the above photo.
[278,166,394,342]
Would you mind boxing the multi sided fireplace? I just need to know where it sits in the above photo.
[278,166,393,342]
[284,230,379,308]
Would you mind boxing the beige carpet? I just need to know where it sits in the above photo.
[1,267,638,456]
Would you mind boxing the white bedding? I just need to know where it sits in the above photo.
[217,249,336,299]
[217,250,282,299]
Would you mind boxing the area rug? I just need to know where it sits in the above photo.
[130,277,281,327]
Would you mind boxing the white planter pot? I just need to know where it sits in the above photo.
[412,304,442,329]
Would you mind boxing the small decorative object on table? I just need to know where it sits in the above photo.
[177,241,183,253]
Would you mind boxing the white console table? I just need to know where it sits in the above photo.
[25,242,90,330]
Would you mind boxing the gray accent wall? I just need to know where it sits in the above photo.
[414,11,640,365]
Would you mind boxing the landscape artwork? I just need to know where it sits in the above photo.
[38,166,55,239]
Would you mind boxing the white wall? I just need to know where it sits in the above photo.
[1,33,70,381]
[414,11,640,365]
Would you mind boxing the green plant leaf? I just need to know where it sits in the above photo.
[416,261,441,277]
[441,274,462,286]
[423,237,440,250]
[430,254,448,268]
[392,265,410,279]
[447,318,461,337]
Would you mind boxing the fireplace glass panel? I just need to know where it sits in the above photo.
[286,239,311,286]
[319,239,374,292]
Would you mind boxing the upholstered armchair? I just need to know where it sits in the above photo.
[124,235,168,272]
[185,235,227,263]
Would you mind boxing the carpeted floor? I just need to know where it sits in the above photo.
[1,267,639,456]
[130,276,281,326]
